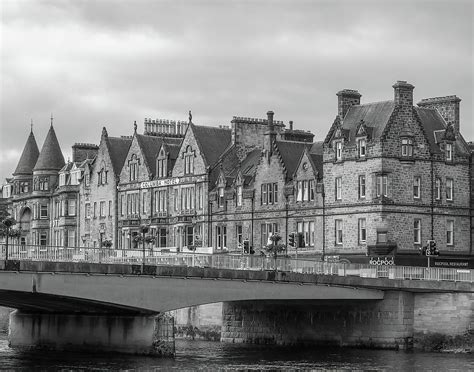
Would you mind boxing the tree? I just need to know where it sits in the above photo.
[264,233,286,271]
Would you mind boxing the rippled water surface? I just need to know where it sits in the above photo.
[0,334,472,371]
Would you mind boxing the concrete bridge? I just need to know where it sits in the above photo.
[0,255,473,356]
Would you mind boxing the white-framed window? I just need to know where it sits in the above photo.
[413,176,421,199]
[68,199,76,216]
[216,225,227,249]
[93,202,97,218]
[236,185,243,207]
[376,175,388,197]
[174,188,179,211]
[142,191,147,214]
[446,220,454,246]
[414,219,421,244]
[100,201,106,217]
[401,138,413,157]
[157,158,166,178]
[358,218,366,244]
[85,203,91,219]
[184,146,194,175]
[296,181,303,201]
[197,184,203,210]
[40,204,48,219]
[261,183,278,205]
[335,177,342,200]
[59,174,67,186]
[120,195,125,216]
[446,178,453,201]
[309,180,315,201]
[297,221,315,247]
[358,138,366,158]
[181,186,195,211]
[68,229,76,248]
[335,219,343,245]
[359,175,366,198]
[218,187,225,208]
[445,143,453,161]
[155,189,167,213]
[236,225,243,246]
[335,141,343,161]
[40,231,47,246]
[435,178,441,200]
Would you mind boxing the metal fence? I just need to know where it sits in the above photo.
[0,244,472,283]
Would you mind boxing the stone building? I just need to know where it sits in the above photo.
[323,81,471,261]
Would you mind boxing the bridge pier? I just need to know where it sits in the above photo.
[222,291,415,350]
[8,311,175,356]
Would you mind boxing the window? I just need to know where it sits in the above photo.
[85,173,90,187]
[174,189,179,211]
[216,187,224,208]
[182,187,195,211]
[236,186,243,207]
[59,174,66,186]
[155,189,167,213]
[309,180,315,201]
[297,221,315,247]
[93,202,97,218]
[98,169,108,185]
[142,191,147,214]
[335,177,342,200]
[236,225,243,246]
[358,138,366,157]
[335,141,343,161]
[159,228,167,247]
[296,181,303,202]
[100,201,106,217]
[184,146,194,175]
[85,203,91,219]
[39,177,49,190]
[414,219,421,244]
[376,175,388,197]
[261,183,278,205]
[261,223,278,247]
[413,177,421,199]
[40,232,47,246]
[216,225,227,249]
[120,195,125,216]
[446,220,454,246]
[335,219,343,245]
[157,158,166,178]
[129,154,139,181]
[446,178,453,201]
[68,199,76,216]
[435,178,441,200]
[186,226,194,247]
[197,184,203,210]
[20,181,29,193]
[358,218,367,244]
[359,175,366,198]
[68,230,76,248]
[377,230,387,243]
[401,138,413,157]
[40,205,48,219]
[108,200,112,217]
[445,143,453,161]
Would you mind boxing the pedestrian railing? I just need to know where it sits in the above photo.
[0,244,472,283]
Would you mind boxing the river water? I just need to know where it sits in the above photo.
[0,334,472,371]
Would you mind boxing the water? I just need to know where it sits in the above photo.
[0,334,472,371]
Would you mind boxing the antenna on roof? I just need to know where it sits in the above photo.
[50,113,54,127]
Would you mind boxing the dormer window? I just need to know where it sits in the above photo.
[218,187,225,208]
[157,148,167,178]
[236,185,243,207]
[98,168,108,185]
[445,143,453,161]
[401,138,413,157]
[184,146,195,175]
[59,174,66,186]
[84,173,90,187]
[358,138,366,158]
[335,141,343,161]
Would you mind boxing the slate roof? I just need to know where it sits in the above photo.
[193,125,232,167]
[275,141,312,179]
[136,135,182,177]
[340,101,395,144]
[33,126,65,172]
[309,141,324,177]
[106,136,132,176]
[13,131,40,176]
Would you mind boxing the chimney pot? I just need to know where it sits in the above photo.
[289,120,293,130]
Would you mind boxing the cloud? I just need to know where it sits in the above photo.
[1,0,472,183]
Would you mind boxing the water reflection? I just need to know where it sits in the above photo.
[0,334,472,371]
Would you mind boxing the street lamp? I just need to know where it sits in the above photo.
[140,224,149,273]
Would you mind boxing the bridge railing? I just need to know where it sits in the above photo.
[0,244,472,283]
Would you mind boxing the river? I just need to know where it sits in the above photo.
[0,334,472,371]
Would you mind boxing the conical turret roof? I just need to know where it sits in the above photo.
[33,125,65,172]
[13,130,40,176]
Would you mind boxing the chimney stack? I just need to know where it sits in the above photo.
[393,80,414,108]
[265,111,276,156]
[337,89,361,120]
[289,120,293,130]
[417,95,461,133]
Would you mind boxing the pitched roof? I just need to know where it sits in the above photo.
[13,131,40,176]
[136,135,182,177]
[192,125,232,167]
[340,101,395,144]
[275,141,312,179]
[106,136,132,176]
[309,141,324,177]
[33,126,65,172]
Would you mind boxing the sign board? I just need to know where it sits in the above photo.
[433,258,472,269]
[324,255,340,263]
[140,175,206,189]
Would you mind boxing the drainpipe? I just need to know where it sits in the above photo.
[285,195,289,256]
[322,183,326,261]
[251,194,254,249]
[430,157,434,240]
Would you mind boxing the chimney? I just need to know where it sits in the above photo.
[265,111,275,155]
[337,89,361,120]
[393,80,414,108]
[289,120,294,130]
[417,95,461,133]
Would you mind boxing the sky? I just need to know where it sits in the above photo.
[1,0,473,182]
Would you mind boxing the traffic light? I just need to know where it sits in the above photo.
[243,240,250,254]
[288,233,295,247]
[297,232,305,248]
[427,240,439,256]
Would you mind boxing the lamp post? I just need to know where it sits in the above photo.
[140,224,149,274]
[190,213,198,267]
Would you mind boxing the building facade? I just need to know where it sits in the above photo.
[2,81,473,265]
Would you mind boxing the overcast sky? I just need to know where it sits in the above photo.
[1,0,473,182]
